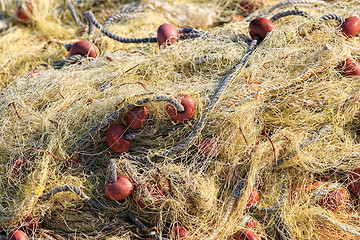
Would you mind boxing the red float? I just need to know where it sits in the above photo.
[157,23,179,47]
[24,213,42,232]
[318,187,349,211]
[349,168,360,195]
[8,230,28,240]
[166,94,196,122]
[70,40,99,58]
[171,225,189,239]
[239,1,263,13]
[338,59,360,76]
[15,1,34,23]
[126,106,149,130]
[233,229,259,240]
[105,176,134,201]
[196,137,219,156]
[244,216,257,229]
[340,16,360,38]
[245,189,260,209]
[136,184,165,209]
[106,123,131,153]
[11,157,30,177]
[249,17,276,39]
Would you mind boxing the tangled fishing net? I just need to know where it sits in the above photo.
[1,0,360,239]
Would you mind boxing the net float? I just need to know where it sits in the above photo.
[157,23,179,47]
[24,213,42,232]
[69,40,99,58]
[318,187,349,211]
[240,215,257,229]
[136,184,165,209]
[232,229,259,240]
[166,94,196,122]
[11,157,30,177]
[249,17,276,39]
[15,1,34,23]
[126,106,149,130]
[340,16,360,38]
[105,176,134,201]
[239,0,263,13]
[338,59,360,76]
[349,168,360,195]
[196,137,219,156]
[171,225,189,239]
[245,189,260,209]
[106,123,131,153]
[7,230,28,240]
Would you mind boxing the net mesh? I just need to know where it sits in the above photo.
[1,0,360,239]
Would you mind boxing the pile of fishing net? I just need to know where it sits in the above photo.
[1,0,360,239]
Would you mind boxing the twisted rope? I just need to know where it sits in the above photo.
[248,0,324,21]
[269,9,311,22]
[86,11,203,43]
[208,196,237,240]
[68,0,83,26]
[273,125,332,168]
[233,180,247,199]
[124,129,143,140]
[319,13,345,23]
[103,13,134,28]
[86,11,157,43]
[274,212,292,239]
[109,158,118,182]
[67,95,184,154]
[231,34,252,43]
[38,185,126,210]
[87,13,134,36]
[126,36,261,163]
[127,210,166,240]
[63,54,84,65]
[179,32,202,39]
[311,213,360,237]
[269,0,325,12]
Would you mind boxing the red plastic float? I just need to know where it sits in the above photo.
[157,23,179,47]
[24,213,42,232]
[126,106,149,130]
[15,1,34,23]
[245,189,260,209]
[318,187,349,211]
[196,137,219,156]
[249,17,276,39]
[340,16,360,38]
[166,94,196,122]
[70,40,99,58]
[7,230,28,240]
[105,176,134,201]
[25,213,43,232]
[339,59,360,76]
[171,225,189,239]
[106,123,131,153]
[136,184,165,209]
[11,157,30,177]
[349,168,360,195]
[244,216,257,229]
[233,229,259,240]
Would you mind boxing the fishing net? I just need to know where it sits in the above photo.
[1,0,360,239]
